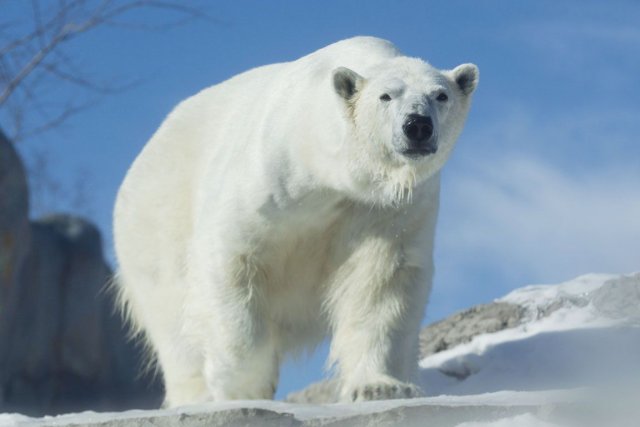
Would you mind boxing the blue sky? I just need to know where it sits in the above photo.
[3,0,640,399]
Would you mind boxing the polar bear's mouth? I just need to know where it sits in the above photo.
[400,144,438,159]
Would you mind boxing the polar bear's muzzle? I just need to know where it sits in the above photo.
[400,114,438,158]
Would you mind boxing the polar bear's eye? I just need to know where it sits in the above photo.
[379,93,392,102]
[436,92,448,102]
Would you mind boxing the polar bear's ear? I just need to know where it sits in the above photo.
[333,67,364,101]
[451,63,479,96]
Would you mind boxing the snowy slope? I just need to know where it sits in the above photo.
[419,273,640,396]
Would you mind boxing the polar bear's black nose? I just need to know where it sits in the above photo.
[403,114,434,143]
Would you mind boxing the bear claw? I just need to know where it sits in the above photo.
[348,382,422,402]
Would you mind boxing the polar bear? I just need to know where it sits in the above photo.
[113,36,478,407]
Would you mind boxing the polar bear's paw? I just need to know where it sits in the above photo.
[348,382,423,402]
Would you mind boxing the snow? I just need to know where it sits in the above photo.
[455,413,561,427]
[2,273,639,426]
[419,273,640,397]
[0,415,30,427]
[0,391,569,426]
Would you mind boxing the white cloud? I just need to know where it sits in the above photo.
[434,107,640,306]
[441,153,640,279]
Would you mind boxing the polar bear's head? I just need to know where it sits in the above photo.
[332,57,478,204]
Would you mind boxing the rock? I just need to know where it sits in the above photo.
[0,129,162,415]
[0,130,30,409]
[0,129,30,310]
[285,379,340,404]
[0,395,573,427]
[591,273,640,321]
[419,302,525,357]
[0,214,161,415]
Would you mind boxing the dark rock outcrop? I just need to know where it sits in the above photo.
[419,302,525,357]
[0,132,161,416]
[0,129,30,310]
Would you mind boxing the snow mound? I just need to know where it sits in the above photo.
[419,273,640,396]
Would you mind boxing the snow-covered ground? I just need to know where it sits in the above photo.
[2,273,639,426]
[0,391,583,427]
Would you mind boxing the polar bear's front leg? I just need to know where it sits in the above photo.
[327,241,432,402]
[203,333,280,401]
[184,252,280,401]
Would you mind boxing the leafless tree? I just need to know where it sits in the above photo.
[0,0,209,215]
[0,0,208,142]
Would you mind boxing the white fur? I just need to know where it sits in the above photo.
[113,36,478,406]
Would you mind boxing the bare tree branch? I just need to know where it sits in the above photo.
[0,0,210,141]
[0,30,68,104]
[0,0,83,57]
[0,0,211,215]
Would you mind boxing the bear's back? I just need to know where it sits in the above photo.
[115,37,404,253]
[291,36,400,79]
